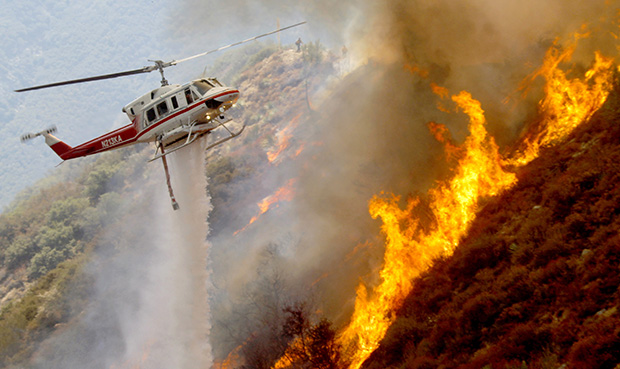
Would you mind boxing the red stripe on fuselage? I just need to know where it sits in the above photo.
[60,124,139,160]
[61,89,239,160]
[136,89,239,140]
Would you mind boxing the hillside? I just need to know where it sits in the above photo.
[0,0,183,210]
[361,78,620,368]
[0,146,156,366]
[2,17,620,369]
[0,41,340,367]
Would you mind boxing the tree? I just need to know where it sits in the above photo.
[27,247,66,279]
[282,303,342,369]
[215,244,294,369]
[4,235,36,269]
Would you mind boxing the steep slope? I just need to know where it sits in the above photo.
[362,81,620,368]
[0,41,337,368]
[0,0,180,210]
[206,43,335,235]
[0,147,153,365]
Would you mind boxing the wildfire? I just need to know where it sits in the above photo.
[509,33,617,166]
[404,63,429,78]
[337,90,516,369]
[213,344,244,369]
[334,36,618,369]
[267,113,303,163]
[234,178,297,235]
[269,27,618,369]
[430,83,453,113]
[427,121,462,162]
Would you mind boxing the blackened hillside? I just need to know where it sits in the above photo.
[362,80,620,368]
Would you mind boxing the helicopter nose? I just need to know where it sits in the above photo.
[215,89,240,104]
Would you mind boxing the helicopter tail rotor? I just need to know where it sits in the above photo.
[21,126,58,143]
[21,126,74,160]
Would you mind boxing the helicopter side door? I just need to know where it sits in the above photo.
[143,99,170,129]
[141,87,203,131]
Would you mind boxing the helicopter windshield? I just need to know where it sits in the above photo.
[193,80,215,96]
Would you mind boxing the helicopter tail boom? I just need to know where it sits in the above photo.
[42,133,73,159]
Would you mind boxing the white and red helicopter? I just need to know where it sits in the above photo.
[17,22,305,210]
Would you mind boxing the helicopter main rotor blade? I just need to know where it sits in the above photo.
[14,21,306,93]
[171,21,307,65]
[14,66,153,92]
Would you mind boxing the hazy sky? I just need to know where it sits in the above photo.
[0,0,310,210]
[1,1,166,209]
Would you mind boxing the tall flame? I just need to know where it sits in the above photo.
[335,40,617,368]
[337,91,516,369]
[510,33,616,165]
[336,42,617,369]
[270,31,617,369]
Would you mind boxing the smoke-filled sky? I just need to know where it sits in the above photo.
[8,0,618,367]
[29,144,213,369]
[198,0,619,363]
[172,0,617,145]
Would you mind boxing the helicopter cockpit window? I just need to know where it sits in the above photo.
[157,101,168,116]
[193,80,214,96]
[208,78,223,87]
[146,108,157,123]
[171,96,179,110]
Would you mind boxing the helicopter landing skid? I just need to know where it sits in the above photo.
[148,118,243,162]
[204,121,246,152]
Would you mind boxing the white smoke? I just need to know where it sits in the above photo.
[192,0,620,364]
[29,143,213,369]
[115,142,213,368]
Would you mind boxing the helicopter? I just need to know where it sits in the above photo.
[17,22,306,210]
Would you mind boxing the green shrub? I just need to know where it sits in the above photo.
[27,247,67,279]
[4,236,36,269]
[302,41,324,65]
[45,197,89,226]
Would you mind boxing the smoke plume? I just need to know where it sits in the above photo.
[29,144,212,369]
[28,0,617,367]
[183,0,619,365]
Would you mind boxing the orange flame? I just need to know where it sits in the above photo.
[267,113,303,163]
[427,121,462,162]
[213,344,244,369]
[404,63,429,78]
[337,91,516,369]
[334,37,618,369]
[430,83,453,113]
[234,178,297,235]
[270,30,617,369]
[510,34,617,165]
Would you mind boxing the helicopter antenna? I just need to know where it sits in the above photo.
[15,21,307,92]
